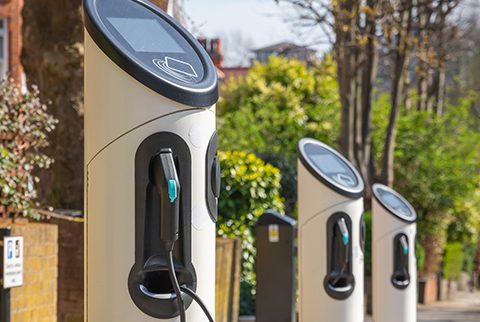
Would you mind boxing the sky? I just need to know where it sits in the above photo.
[184,0,329,66]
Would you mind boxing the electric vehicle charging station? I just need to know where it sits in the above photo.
[84,1,219,321]
[297,138,365,322]
[372,184,417,322]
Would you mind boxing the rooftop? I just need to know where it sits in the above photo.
[253,41,316,53]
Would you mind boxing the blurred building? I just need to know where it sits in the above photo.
[151,0,169,10]
[151,0,185,24]
[253,42,317,64]
[199,38,223,67]
[200,39,318,82]
[0,0,24,84]
[199,37,249,82]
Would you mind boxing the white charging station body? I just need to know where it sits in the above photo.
[84,1,219,321]
[297,138,365,322]
[372,184,417,322]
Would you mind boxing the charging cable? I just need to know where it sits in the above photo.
[167,249,186,322]
[180,286,215,322]
[167,246,215,322]
[154,150,215,322]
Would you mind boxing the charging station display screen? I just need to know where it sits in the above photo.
[310,154,346,174]
[304,143,359,189]
[378,189,413,218]
[107,17,185,53]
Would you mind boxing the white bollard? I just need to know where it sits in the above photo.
[297,138,365,322]
[372,183,417,322]
[84,1,219,321]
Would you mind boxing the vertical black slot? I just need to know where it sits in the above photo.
[206,132,219,222]
[324,212,355,300]
[128,132,197,319]
[391,234,410,289]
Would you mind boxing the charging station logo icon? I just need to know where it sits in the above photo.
[153,57,198,84]
[333,173,356,187]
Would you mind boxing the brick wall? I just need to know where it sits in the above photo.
[0,0,24,83]
[0,220,58,322]
[150,0,169,10]
[48,214,84,322]
[419,274,438,305]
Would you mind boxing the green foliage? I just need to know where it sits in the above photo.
[217,151,284,315]
[364,211,372,276]
[239,281,255,316]
[218,56,340,211]
[372,97,480,272]
[443,242,464,280]
[394,100,480,244]
[0,80,57,219]
[447,194,480,245]
[463,243,476,275]
[416,243,426,274]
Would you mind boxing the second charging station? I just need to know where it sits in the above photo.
[297,138,365,322]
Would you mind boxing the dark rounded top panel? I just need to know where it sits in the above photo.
[84,0,218,107]
[298,138,364,199]
[372,184,417,222]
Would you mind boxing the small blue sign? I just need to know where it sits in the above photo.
[7,240,13,259]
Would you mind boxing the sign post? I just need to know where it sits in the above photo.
[0,227,24,322]
[0,227,11,322]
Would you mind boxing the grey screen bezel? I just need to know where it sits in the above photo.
[298,138,365,198]
[372,183,417,222]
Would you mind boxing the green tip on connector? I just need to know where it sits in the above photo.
[403,245,409,255]
[168,179,178,203]
[342,233,349,246]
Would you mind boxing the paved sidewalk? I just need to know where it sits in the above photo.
[367,291,480,322]
[240,292,480,322]
[417,291,480,322]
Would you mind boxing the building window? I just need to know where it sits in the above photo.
[0,18,8,79]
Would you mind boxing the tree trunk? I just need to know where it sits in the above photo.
[434,65,447,115]
[336,0,358,163]
[382,1,412,186]
[427,71,438,113]
[403,65,412,111]
[423,233,446,275]
[337,44,352,159]
[357,0,378,201]
[21,0,84,210]
[475,235,480,288]
[337,46,355,161]
[335,0,378,199]
[347,52,357,161]
[417,71,429,111]
[416,2,430,112]
[354,55,363,171]
[382,78,403,186]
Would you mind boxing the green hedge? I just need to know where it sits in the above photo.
[416,243,426,274]
[0,80,57,219]
[443,242,464,280]
[218,56,340,213]
[217,151,284,315]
